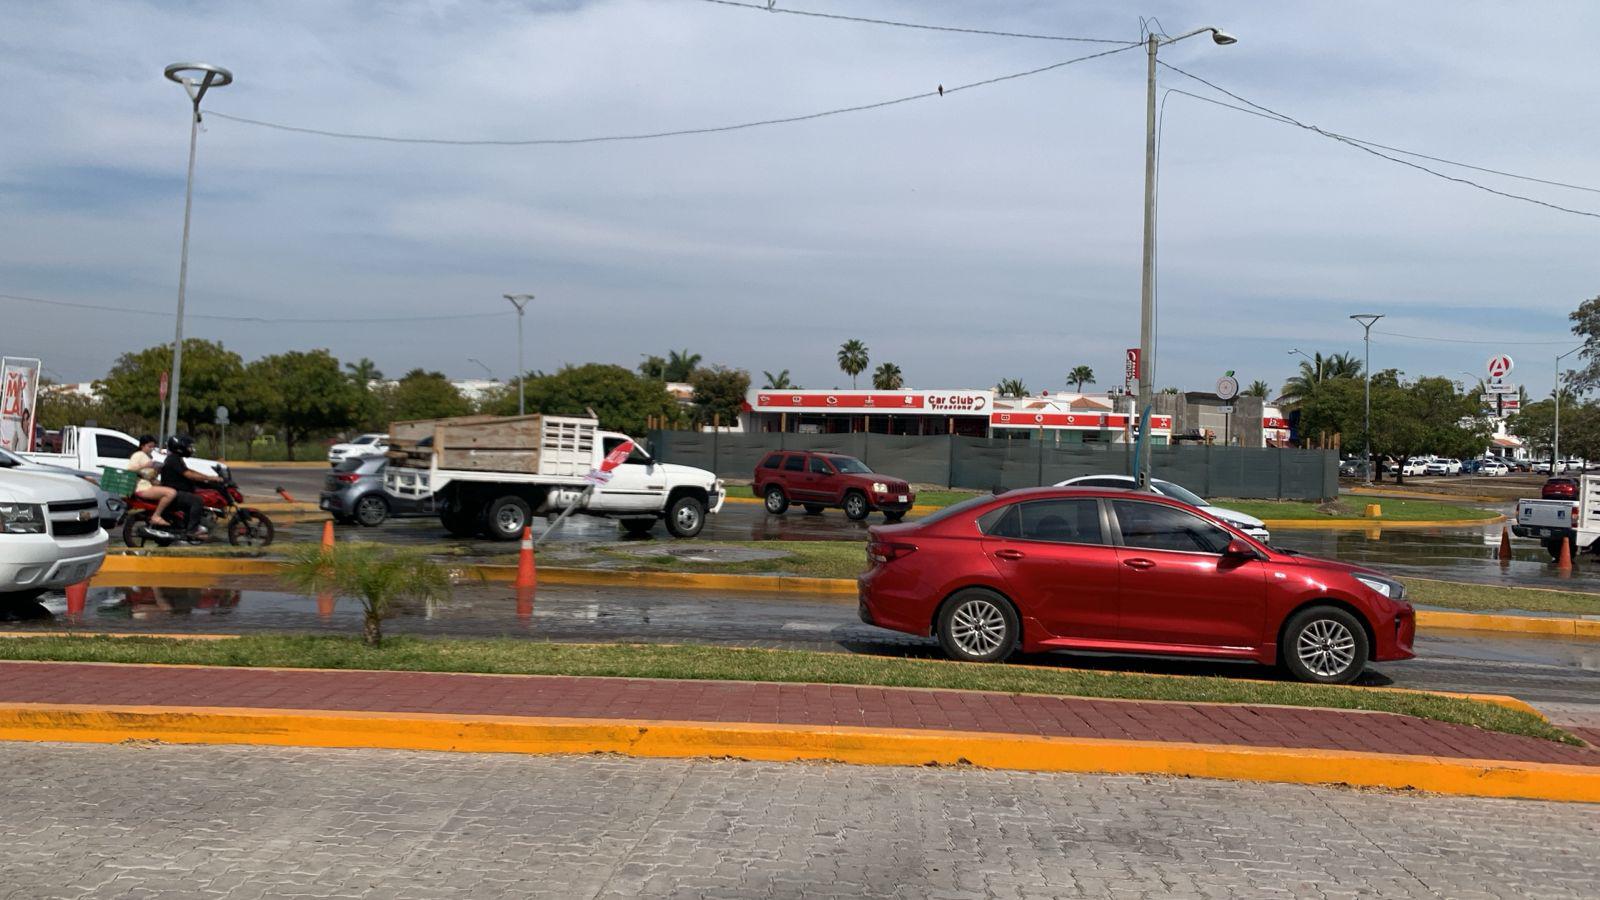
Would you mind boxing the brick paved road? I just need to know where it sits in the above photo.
[4,742,1596,899]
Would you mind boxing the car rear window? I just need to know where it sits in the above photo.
[782,454,805,472]
[761,453,782,470]
[335,457,367,473]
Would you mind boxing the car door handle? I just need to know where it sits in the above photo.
[1122,558,1155,570]
[994,549,1025,561]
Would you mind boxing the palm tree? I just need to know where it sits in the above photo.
[1244,379,1271,398]
[663,349,702,382]
[283,544,451,647]
[1067,365,1095,392]
[1281,352,1364,406]
[762,369,794,389]
[872,362,904,390]
[837,340,869,389]
[996,378,1028,398]
[345,357,382,386]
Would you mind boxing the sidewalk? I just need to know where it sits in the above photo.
[3,661,1598,795]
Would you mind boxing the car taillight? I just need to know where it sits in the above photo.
[335,473,361,483]
[867,541,917,564]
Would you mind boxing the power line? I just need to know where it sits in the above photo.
[695,0,1134,45]
[1157,61,1600,220]
[1374,329,1578,346]
[0,292,514,324]
[206,43,1138,146]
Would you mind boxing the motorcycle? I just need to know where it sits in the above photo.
[122,466,274,548]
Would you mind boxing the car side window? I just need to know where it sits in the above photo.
[782,454,805,472]
[809,456,833,475]
[761,453,782,470]
[1019,499,1105,545]
[1111,500,1233,555]
[979,504,1020,538]
[96,435,138,459]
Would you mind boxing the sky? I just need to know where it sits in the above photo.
[3,0,1598,399]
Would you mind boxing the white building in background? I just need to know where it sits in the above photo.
[450,379,502,405]
[43,382,100,401]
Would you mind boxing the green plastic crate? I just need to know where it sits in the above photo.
[99,467,139,498]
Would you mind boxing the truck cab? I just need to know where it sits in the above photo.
[0,461,109,602]
[19,426,220,479]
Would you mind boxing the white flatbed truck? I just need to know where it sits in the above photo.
[383,414,724,540]
[1512,475,1600,557]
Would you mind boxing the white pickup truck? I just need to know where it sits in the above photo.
[0,460,108,602]
[1512,474,1600,558]
[20,426,221,478]
[384,414,725,540]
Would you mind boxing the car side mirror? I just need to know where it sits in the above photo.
[1223,538,1260,560]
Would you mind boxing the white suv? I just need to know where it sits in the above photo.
[329,433,389,466]
[0,464,108,602]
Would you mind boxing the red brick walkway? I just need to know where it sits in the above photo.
[2,661,1595,767]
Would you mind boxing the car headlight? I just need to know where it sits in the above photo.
[1354,574,1403,599]
[0,503,46,534]
[871,482,888,493]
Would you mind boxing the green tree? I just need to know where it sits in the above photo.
[345,357,382,385]
[1318,371,1487,483]
[1067,365,1095,392]
[761,369,794,389]
[283,544,450,647]
[481,363,678,435]
[34,385,103,431]
[664,349,702,382]
[837,340,869,389]
[1243,379,1271,398]
[97,339,245,433]
[872,362,904,390]
[384,369,472,424]
[690,365,750,426]
[1567,294,1600,390]
[243,350,364,460]
[638,354,668,380]
[1281,352,1363,406]
[996,378,1028,397]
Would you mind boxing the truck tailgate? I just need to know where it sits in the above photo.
[1517,499,1577,529]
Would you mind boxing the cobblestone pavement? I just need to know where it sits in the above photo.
[4,743,1597,899]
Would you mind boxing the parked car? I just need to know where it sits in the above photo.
[1542,477,1578,500]
[1479,460,1510,476]
[1533,461,1553,474]
[0,460,109,603]
[857,487,1414,683]
[328,433,389,467]
[1511,459,1533,473]
[1423,460,1449,476]
[1338,459,1361,478]
[754,450,914,521]
[1460,459,1481,475]
[1053,474,1270,543]
[0,448,125,529]
[321,456,432,527]
[1403,458,1428,477]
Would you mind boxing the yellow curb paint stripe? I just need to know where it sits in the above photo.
[1263,515,1503,530]
[0,632,241,641]
[0,703,1593,804]
[1415,610,1600,638]
[722,494,943,515]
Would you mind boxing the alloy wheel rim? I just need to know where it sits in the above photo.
[950,599,1006,657]
[358,497,385,521]
[1296,619,1356,677]
[766,490,783,511]
[847,496,864,516]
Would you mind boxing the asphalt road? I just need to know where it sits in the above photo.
[6,743,1595,899]
[18,579,1600,728]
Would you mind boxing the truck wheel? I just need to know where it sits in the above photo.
[843,491,870,521]
[440,505,478,537]
[485,496,532,541]
[621,518,656,537]
[763,485,789,514]
[665,495,707,538]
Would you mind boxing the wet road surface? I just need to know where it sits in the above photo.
[10,578,1598,728]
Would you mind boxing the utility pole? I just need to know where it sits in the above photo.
[1555,345,1584,471]
[1350,315,1382,484]
[1136,26,1235,487]
[504,294,534,415]
[162,62,233,442]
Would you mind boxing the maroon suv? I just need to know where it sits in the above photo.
[754,450,915,521]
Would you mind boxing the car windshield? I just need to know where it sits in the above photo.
[352,435,378,445]
[0,448,18,468]
[1152,479,1208,507]
[828,456,872,474]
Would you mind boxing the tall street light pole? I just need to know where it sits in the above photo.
[503,294,534,416]
[1555,344,1583,470]
[162,62,233,444]
[1137,26,1236,487]
[1350,315,1383,484]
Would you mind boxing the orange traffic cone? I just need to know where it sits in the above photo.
[277,487,297,503]
[516,526,537,590]
[64,581,89,619]
[322,519,336,550]
[516,584,535,620]
[1498,527,1512,565]
[1557,536,1573,571]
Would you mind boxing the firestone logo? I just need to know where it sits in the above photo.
[929,394,986,412]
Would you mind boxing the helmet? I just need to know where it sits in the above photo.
[166,434,195,457]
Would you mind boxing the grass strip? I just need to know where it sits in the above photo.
[0,635,1576,746]
[1404,578,1600,616]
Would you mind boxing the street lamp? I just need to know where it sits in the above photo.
[503,293,534,415]
[162,62,233,443]
[467,357,499,381]
[1555,344,1584,470]
[1137,26,1235,486]
[1350,314,1383,484]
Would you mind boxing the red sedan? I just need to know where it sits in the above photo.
[858,487,1414,684]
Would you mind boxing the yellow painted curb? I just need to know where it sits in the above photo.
[1264,515,1504,530]
[0,703,1593,804]
[1417,610,1600,639]
[99,556,283,577]
[723,494,942,516]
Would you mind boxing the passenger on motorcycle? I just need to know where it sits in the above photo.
[158,434,223,535]
[128,434,177,527]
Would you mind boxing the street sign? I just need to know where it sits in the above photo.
[584,439,635,485]
[158,371,169,401]
[1487,355,1515,379]
[214,405,229,425]
[1218,405,1235,414]
[1215,376,1239,401]
[1485,381,1519,395]
[1124,348,1140,388]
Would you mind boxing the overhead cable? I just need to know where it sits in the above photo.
[0,292,513,324]
[205,43,1138,146]
[1374,329,1579,346]
[694,0,1135,45]
[1158,62,1600,220]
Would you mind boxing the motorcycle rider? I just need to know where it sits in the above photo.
[158,434,223,536]
[127,435,177,527]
